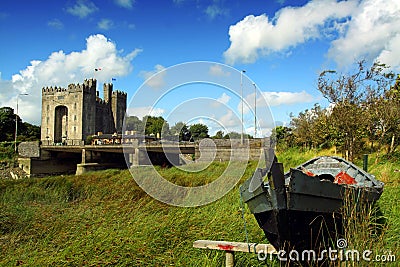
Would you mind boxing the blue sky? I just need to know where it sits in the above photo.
[1,0,399,136]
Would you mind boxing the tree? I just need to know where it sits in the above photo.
[317,60,395,160]
[271,126,294,148]
[318,61,394,105]
[0,106,40,142]
[189,123,209,140]
[223,131,253,139]
[170,122,191,141]
[125,116,144,133]
[144,116,169,138]
[19,122,40,141]
[367,74,400,153]
[0,107,16,141]
[212,130,224,139]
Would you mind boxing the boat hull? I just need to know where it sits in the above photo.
[240,156,383,252]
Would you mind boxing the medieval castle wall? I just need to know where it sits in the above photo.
[41,79,127,144]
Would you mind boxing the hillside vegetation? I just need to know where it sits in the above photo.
[0,149,399,266]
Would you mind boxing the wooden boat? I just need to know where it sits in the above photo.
[240,151,384,252]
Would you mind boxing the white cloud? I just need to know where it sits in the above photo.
[224,0,357,64]
[98,19,114,30]
[47,19,64,30]
[208,64,231,77]
[211,92,231,108]
[66,0,98,18]
[377,34,400,71]
[127,106,165,119]
[224,0,400,70]
[139,64,166,89]
[205,3,228,20]
[219,110,239,128]
[262,91,314,106]
[115,0,135,9]
[1,34,141,124]
[217,92,230,105]
[240,90,315,115]
[328,0,400,69]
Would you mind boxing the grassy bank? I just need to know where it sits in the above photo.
[0,150,399,266]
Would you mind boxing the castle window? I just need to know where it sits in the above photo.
[46,117,49,123]
[58,96,64,100]
[74,115,77,121]
[46,105,49,111]
[74,103,77,109]
[74,126,76,132]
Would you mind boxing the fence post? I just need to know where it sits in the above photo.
[363,154,368,172]
[225,251,234,267]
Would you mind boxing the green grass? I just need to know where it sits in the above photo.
[0,149,399,266]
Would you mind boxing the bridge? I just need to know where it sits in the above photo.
[18,138,269,177]
[40,143,196,154]
[18,141,196,177]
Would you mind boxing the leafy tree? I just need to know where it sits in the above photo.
[318,61,394,105]
[143,116,169,138]
[212,130,224,139]
[271,126,294,148]
[189,123,209,140]
[0,107,16,141]
[317,60,395,160]
[0,106,40,142]
[170,122,191,141]
[294,104,333,149]
[125,116,144,133]
[367,74,400,153]
[223,131,253,139]
[19,122,40,141]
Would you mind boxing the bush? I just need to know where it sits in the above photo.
[0,142,15,161]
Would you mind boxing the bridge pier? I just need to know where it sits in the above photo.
[128,148,140,167]
[81,148,86,164]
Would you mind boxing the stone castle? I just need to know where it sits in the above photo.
[41,79,127,144]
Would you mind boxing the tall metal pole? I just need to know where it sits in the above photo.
[241,70,246,145]
[14,93,28,153]
[253,83,256,139]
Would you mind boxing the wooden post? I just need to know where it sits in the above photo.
[363,154,368,172]
[225,251,234,267]
[390,134,395,153]
[193,240,276,267]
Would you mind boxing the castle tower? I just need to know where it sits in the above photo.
[41,79,97,145]
[81,79,97,139]
[103,83,112,104]
[111,90,127,132]
[41,79,127,145]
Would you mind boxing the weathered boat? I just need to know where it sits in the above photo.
[240,151,384,252]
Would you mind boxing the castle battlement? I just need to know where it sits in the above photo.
[112,90,127,97]
[42,86,68,94]
[42,79,97,95]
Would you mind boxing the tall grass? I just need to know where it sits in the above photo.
[339,189,388,266]
[0,148,398,266]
